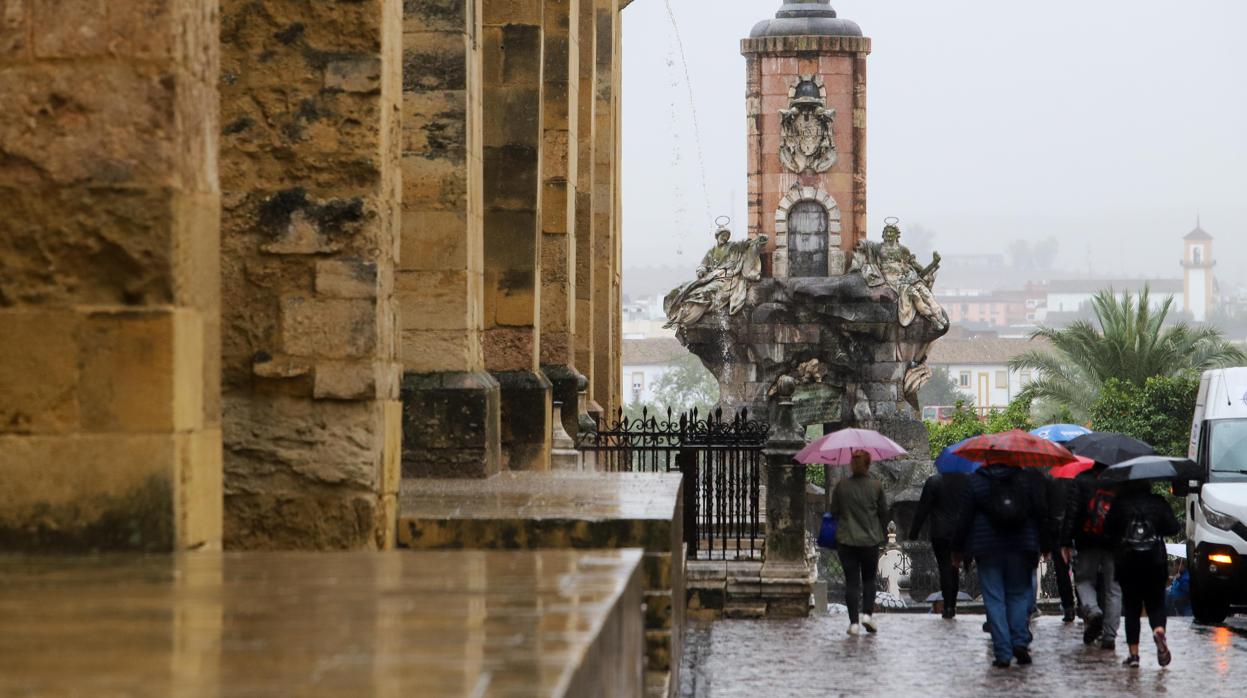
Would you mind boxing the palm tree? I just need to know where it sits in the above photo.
[1011,286,1246,419]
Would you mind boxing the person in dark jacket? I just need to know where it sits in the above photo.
[1061,464,1122,649]
[830,450,890,636]
[909,471,970,618]
[954,463,1047,668]
[1046,475,1077,622]
[1105,481,1181,668]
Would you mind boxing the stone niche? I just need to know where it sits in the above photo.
[773,186,843,279]
[674,273,946,456]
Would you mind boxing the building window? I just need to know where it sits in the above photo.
[1021,369,1033,386]
[1193,246,1203,265]
[996,370,1008,387]
[959,371,971,388]
[631,372,644,392]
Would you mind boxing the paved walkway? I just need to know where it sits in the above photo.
[681,613,1247,697]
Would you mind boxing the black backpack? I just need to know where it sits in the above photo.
[983,469,1028,530]
[1120,512,1162,557]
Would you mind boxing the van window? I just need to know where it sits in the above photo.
[1207,419,1247,482]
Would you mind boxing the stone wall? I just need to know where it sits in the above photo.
[0,0,630,551]
[219,0,403,549]
[0,0,222,551]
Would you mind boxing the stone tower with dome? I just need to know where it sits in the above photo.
[742,0,871,278]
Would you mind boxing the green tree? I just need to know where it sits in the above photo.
[624,353,719,422]
[1011,287,1246,420]
[926,401,986,459]
[1089,375,1200,458]
[926,396,1036,459]
[918,366,971,408]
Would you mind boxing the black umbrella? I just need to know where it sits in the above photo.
[1066,432,1156,466]
[1099,456,1201,483]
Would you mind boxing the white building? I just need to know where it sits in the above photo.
[621,337,687,406]
[1182,222,1216,322]
[1044,278,1184,315]
[927,337,1049,415]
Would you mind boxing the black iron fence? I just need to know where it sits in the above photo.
[580,407,770,561]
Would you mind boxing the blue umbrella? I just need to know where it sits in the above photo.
[935,437,980,474]
[1031,424,1092,443]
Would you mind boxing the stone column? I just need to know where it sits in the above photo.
[0,0,221,550]
[591,0,621,419]
[573,0,599,425]
[398,1,502,479]
[538,0,587,444]
[220,0,404,549]
[762,378,814,617]
[482,1,553,471]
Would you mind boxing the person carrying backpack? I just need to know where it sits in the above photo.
[953,462,1047,668]
[1105,481,1180,668]
[909,471,971,619]
[1060,463,1122,650]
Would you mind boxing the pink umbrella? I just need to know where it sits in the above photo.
[796,428,908,466]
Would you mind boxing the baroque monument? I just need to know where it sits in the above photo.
[665,0,950,458]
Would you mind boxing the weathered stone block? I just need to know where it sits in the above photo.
[493,369,552,471]
[324,55,382,93]
[397,270,472,331]
[78,308,204,433]
[403,0,472,34]
[314,259,379,299]
[0,0,31,59]
[314,361,382,400]
[401,370,501,478]
[0,309,79,434]
[401,328,480,373]
[0,433,176,551]
[280,296,377,359]
[31,0,107,58]
[176,427,224,551]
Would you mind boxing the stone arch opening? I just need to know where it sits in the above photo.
[772,186,842,278]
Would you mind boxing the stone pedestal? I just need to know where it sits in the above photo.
[760,382,815,617]
[400,371,501,478]
[494,370,553,471]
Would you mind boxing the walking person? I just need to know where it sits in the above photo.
[1061,463,1123,650]
[1105,481,1180,667]
[909,470,970,619]
[830,449,890,636]
[1045,472,1078,622]
[954,461,1047,668]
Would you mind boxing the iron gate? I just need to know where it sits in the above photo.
[580,407,770,561]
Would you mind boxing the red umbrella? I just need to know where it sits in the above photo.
[953,430,1076,469]
[1050,456,1096,479]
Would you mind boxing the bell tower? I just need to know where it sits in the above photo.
[742,1,871,278]
[1182,219,1216,322]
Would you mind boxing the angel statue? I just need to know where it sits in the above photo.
[849,218,948,331]
[664,224,768,328]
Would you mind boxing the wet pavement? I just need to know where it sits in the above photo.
[681,612,1247,697]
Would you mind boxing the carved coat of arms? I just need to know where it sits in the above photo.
[779,77,837,174]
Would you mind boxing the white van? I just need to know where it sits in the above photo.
[1185,367,1247,623]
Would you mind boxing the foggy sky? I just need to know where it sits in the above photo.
[621,0,1247,291]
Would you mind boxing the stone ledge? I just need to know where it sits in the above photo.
[741,35,872,56]
[0,550,645,696]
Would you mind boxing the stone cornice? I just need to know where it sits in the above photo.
[741,35,872,56]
